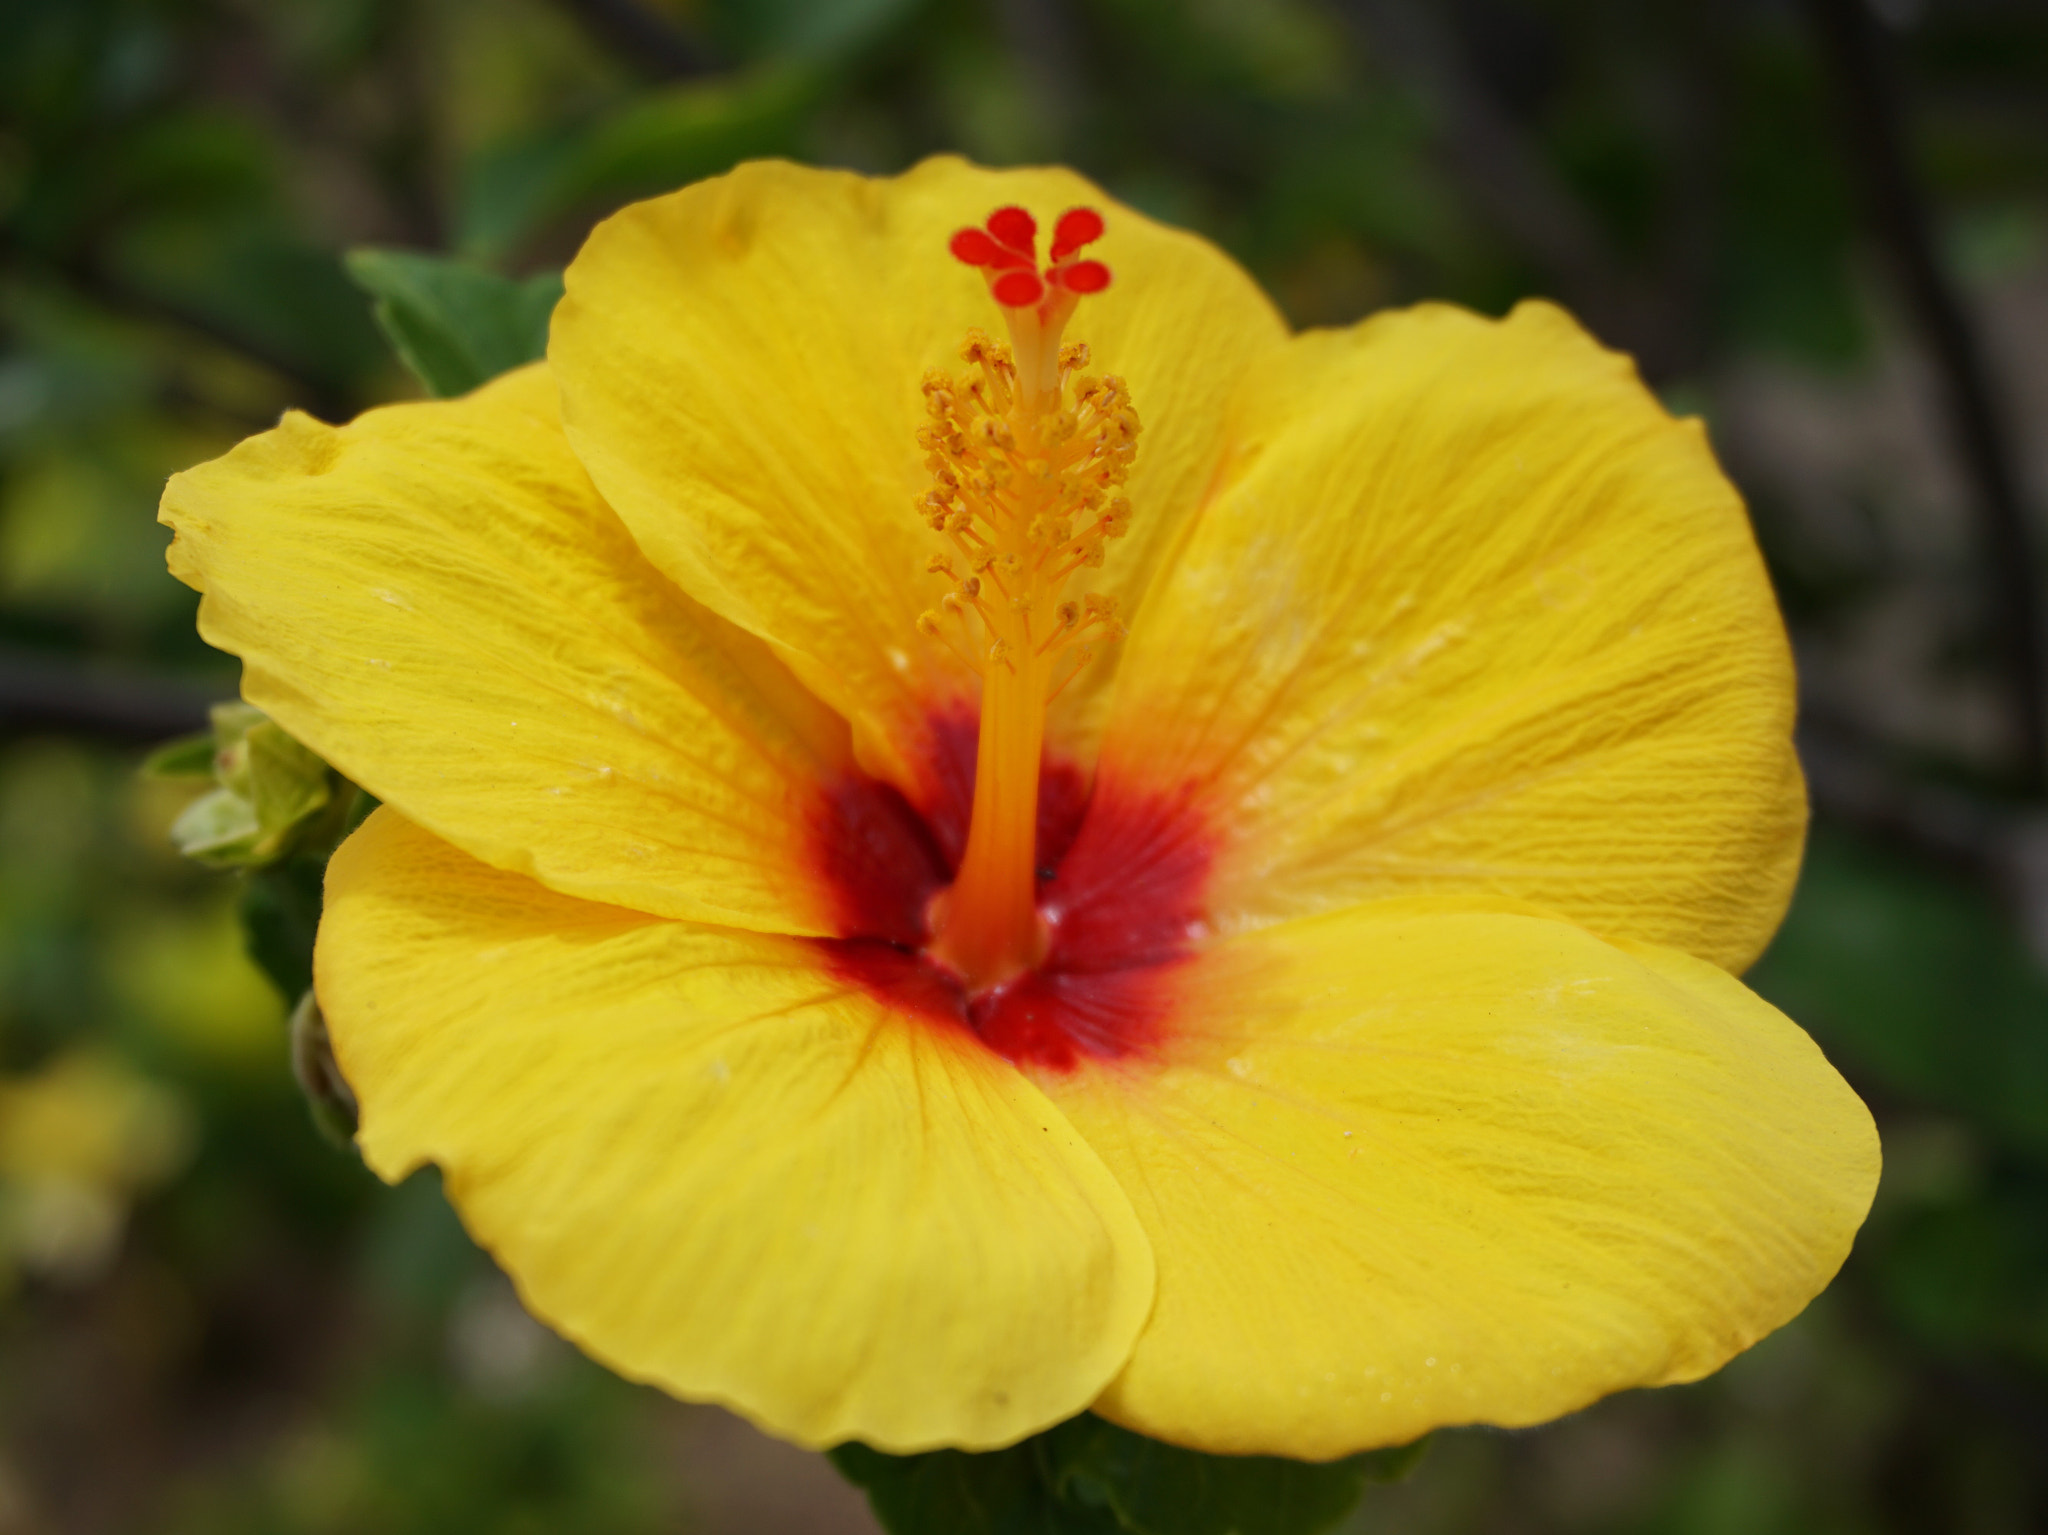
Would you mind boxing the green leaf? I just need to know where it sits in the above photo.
[1043,1415,1423,1535]
[240,854,328,1002]
[831,1416,1422,1535]
[343,248,563,397]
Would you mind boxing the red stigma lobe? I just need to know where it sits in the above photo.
[950,203,1113,315]
[1053,259,1109,294]
[948,228,1002,266]
[985,205,1039,255]
[991,269,1047,307]
[1049,207,1104,263]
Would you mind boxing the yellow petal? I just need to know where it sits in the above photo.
[551,155,1286,799]
[320,808,1156,1452]
[1101,301,1803,971]
[161,363,906,936]
[1037,905,1877,1458]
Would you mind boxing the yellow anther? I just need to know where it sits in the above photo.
[910,273,1145,812]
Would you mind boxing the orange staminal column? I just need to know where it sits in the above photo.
[919,205,1135,991]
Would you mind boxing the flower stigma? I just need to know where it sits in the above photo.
[918,205,1138,991]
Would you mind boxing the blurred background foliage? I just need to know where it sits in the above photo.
[1,0,2046,1529]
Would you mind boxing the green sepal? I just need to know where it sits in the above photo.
[343,248,562,398]
[831,1414,1426,1535]
[1042,1415,1428,1535]
[141,730,219,780]
[288,990,359,1149]
[168,703,337,868]
[240,855,328,1002]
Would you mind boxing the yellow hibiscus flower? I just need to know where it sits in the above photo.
[158,156,1878,1461]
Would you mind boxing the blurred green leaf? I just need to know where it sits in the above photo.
[344,249,563,399]
[456,67,815,260]
[1043,1415,1423,1535]
[1721,32,1866,364]
[832,1415,1414,1535]
[714,0,922,65]
[1750,825,2048,1160]
[831,1438,1123,1535]
[1876,1188,2048,1356]
[105,221,392,392]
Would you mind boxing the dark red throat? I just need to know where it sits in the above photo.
[805,707,1212,1071]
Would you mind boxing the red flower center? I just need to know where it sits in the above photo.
[804,707,1212,1072]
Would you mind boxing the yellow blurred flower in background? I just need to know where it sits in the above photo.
[0,1051,193,1289]
[159,158,1878,1460]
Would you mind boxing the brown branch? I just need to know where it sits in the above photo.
[1803,0,2048,794]
[0,646,222,745]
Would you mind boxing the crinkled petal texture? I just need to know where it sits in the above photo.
[1102,301,1804,971]
[320,809,1155,1452]
[160,364,872,935]
[1039,905,1878,1458]
[550,155,1287,801]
